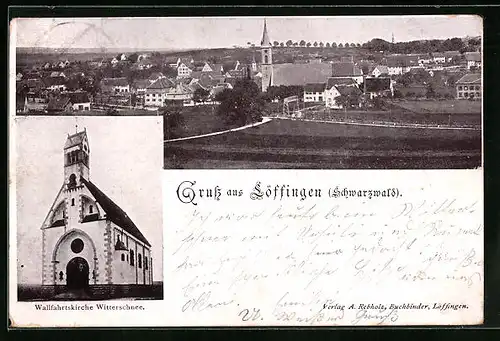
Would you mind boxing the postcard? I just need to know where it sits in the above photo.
[9,14,483,327]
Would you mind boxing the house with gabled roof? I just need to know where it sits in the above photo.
[177,61,194,78]
[101,77,130,94]
[44,76,67,92]
[144,77,175,107]
[65,91,91,111]
[432,52,446,64]
[456,73,481,100]
[201,62,224,74]
[465,52,481,70]
[363,77,394,99]
[41,129,153,289]
[47,96,73,112]
[444,51,461,63]
[371,65,389,78]
[325,77,361,109]
[303,83,326,102]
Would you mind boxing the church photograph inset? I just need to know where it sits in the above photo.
[15,117,163,301]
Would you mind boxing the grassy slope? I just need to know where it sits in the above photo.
[165,118,481,169]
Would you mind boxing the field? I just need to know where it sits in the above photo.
[164,118,482,169]
[389,99,481,114]
[165,105,240,139]
[298,107,481,128]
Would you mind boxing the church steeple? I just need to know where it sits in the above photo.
[261,19,271,47]
[260,19,273,92]
[64,128,90,190]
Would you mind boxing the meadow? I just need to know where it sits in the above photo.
[165,118,481,169]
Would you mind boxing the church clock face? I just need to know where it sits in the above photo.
[71,238,84,253]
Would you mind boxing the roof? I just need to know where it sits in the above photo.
[373,65,389,75]
[332,62,362,77]
[66,91,90,104]
[272,63,332,86]
[205,63,223,73]
[261,19,271,47]
[227,69,246,78]
[387,58,410,67]
[456,73,481,84]
[364,77,391,92]
[133,79,151,89]
[44,76,66,87]
[336,85,362,97]
[47,97,71,111]
[147,77,175,90]
[304,83,326,93]
[465,52,481,61]
[65,130,87,149]
[326,77,357,88]
[433,53,445,58]
[148,72,165,81]
[102,77,129,87]
[444,51,461,56]
[81,177,151,247]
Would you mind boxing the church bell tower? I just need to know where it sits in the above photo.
[64,128,90,190]
[260,19,273,92]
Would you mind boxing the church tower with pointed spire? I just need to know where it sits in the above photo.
[260,19,273,92]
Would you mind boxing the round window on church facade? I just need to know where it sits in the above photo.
[71,238,84,253]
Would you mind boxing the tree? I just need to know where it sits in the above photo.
[336,94,350,110]
[286,40,293,47]
[319,42,324,48]
[299,40,306,47]
[331,42,337,48]
[280,42,285,47]
[345,42,350,48]
[208,56,220,64]
[306,42,312,47]
[425,84,436,99]
[293,42,298,47]
[361,65,370,75]
[128,53,139,63]
[274,41,279,47]
[193,88,210,103]
[325,42,330,48]
[215,79,266,126]
[313,41,318,47]
[161,64,178,78]
[356,43,361,48]
[338,43,343,48]
[162,100,185,139]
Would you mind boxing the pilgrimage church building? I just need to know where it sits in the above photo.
[40,129,153,289]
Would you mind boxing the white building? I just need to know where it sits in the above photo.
[303,83,326,102]
[101,77,130,93]
[324,77,361,109]
[144,78,175,107]
[41,129,153,288]
[465,52,481,70]
[371,65,389,78]
[432,53,446,64]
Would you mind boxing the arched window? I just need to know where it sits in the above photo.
[89,205,93,214]
[68,174,77,189]
[264,54,268,64]
[144,256,148,269]
[121,253,125,262]
[138,254,142,268]
[71,198,75,206]
[59,271,64,281]
[130,250,135,266]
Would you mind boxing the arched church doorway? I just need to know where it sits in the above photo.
[66,257,89,289]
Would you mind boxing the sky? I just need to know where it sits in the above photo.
[13,15,482,50]
[14,116,164,284]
